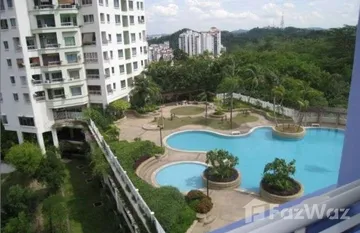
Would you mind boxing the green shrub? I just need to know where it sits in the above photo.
[195,197,213,214]
[206,149,239,179]
[185,190,207,202]
[262,158,296,191]
[136,104,158,114]
[4,185,36,218]
[3,211,32,233]
[42,195,68,233]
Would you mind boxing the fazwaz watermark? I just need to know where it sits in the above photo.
[245,204,351,223]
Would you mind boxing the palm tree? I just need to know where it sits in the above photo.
[297,99,309,131]
[130,74,161,109]
[245,65,263,103]
[198,90,215,123]
[271,85,285,127]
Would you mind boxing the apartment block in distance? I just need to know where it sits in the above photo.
[148,41,173,62]
[0,0,148,152]
[178,27,225,57]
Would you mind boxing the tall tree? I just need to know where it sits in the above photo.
[130,74,161,109]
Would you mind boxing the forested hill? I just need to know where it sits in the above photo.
[148,28,190,49]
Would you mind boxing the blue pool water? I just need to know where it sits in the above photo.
[156,163,206,192]
[163,128,345,194]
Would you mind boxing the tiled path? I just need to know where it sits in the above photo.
[116,106,278,233]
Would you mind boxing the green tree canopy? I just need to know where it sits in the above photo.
[5,143,43,176]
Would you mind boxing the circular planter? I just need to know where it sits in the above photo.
[272,126,306,139]
[259,179,304,204]
[202,168,241,190]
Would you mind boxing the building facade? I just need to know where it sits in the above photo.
[148,41,173,62]
[178,27,224,57]
[0,0,148,152]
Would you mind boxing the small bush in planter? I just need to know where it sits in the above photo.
[262,158,300,196]
[205,149,239,182]
[185,190,207,202]
[186,190,213,214]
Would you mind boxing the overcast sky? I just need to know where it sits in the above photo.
[145,0,359,34]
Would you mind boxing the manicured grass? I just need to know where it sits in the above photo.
[63,159,120,233]
[170,106,204,115]
[159,114,259,130]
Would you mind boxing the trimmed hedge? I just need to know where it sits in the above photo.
[109,140,196,233]
[185,190,213,214]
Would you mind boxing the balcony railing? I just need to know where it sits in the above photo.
[58,4,78,9]
[89,90,101,95]
[34,4,55,9]
[27,45,37,50]
[30,63,41,67]
[34,96,46,101]
[86,74,100,79]
[53,111,83,121]
[41,43,60,49]
[37,23,56,28]
[230,179,360,233]
[84,59,98,63]
[61,21,77,26]
[31,79,43,84]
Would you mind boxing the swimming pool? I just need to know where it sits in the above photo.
[155,162,207,192]
[164,127,345,194]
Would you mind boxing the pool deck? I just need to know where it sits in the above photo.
[116,110,282,233]
[116,106,345,233]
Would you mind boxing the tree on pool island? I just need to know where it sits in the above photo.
[205,149,239,180]
[261,158,301,197]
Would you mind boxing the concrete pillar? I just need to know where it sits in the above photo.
[36,132,46,154]
[51,129,59,148]
[338,13,360,186]
[16,131,24,144]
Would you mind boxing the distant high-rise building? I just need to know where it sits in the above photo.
[149,41,174,62]
[178,27,224,57]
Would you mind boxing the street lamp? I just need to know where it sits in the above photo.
[206,153,209,197]
[157,124,163,147]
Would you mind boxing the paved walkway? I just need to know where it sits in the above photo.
[116,105,277,232]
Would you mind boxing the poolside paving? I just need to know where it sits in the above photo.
[116,106,280,232]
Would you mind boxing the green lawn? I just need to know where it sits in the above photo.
[159,114,259,130]
[63,159,120,233]
[170,106,204,115]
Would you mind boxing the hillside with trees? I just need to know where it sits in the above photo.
[145,25,356,109]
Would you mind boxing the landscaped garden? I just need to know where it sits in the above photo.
[170,106,205,115]
[154,114,259,130]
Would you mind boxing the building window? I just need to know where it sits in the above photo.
[111,67,115,74]
[140,2,143,10]
[103,51,109,60]
[108,34,112,42]
[9,18,16,28]
[3,41,8,50]
[82,32,96,45]
[68,70,80,79]
[121,80,126,89]
[16,58,24,68]
[129,0,133,10]
[136,1,139,10]
[66,53,78,63]
[1,19,8,30]
[118,49,124,58]
[133,61,138,70]
[100,13,105,23]
[6,0,13,8]
[105,0,108,6]
[132,47,137,56]
[6,59,12,67]
[82,0,92,5]
[23,93,30,103]
[116,33,122,43]
[106,84,113,94]
[86,69,100,79]
[129,16,134,24]
[84,52,98,63]
[0,0,4,10]
[1,115,8,124]
[110,51,113,59]
[88,85,101,95]
[10,76,15,84]
[131,33,136,42]
[64,36,76,46]
[0,93,2,102]
[139,32,142,40]
[83,14,94,23]
[140,47,143,53]
[113,83,116,90]
[107,14,110,23]
[20,76,27,86]
[70,86,82,96]
[18,116,35,126]
[141,60,144,66]
[119,65,125,74]
[115,15,121,24]
[99,0,103,5]
[114,0,119,8]
[13,93,18,101]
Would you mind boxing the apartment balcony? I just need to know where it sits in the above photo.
[31,0,79,14]
[53,110,84,121]
[33,91,46,101]
[46,94,88,108]
[42,53,61,67]
[60,14,78,27]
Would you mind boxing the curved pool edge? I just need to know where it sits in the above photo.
[151,161,208,191]
[163,126,345,154]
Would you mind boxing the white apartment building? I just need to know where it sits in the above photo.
[0,0,148,152]
[148,41,173,62]
[178,27,224,57]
